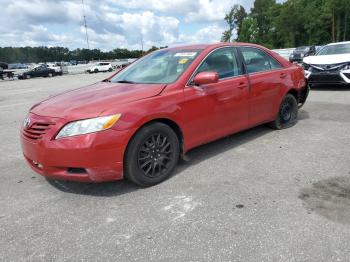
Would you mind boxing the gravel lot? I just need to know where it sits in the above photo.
[1,74,350,261]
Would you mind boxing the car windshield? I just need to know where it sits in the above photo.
[295,46,308,52]
[111,49,201,84]
[317,43,350,55]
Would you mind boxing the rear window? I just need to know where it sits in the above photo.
[240,47,282,74]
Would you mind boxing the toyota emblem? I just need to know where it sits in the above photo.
[23,117,31,129]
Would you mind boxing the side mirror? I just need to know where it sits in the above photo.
[193,71,219,86]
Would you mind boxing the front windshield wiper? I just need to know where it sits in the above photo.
[115,80,135,84]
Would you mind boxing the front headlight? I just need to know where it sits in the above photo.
[56,114,121,139]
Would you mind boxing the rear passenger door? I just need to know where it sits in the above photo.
[239,46,286,126]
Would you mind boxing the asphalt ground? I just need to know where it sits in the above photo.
[1,73,350,261]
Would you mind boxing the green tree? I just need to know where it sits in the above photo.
[250,0,276,45]
[221,5,247,42]
[236,17,259,43]
[229,0,350,48]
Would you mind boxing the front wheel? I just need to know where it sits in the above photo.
[124,123,180,187]
[269,94,298,130]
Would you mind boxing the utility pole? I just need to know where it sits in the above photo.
[82,0,90,49]
[141,35,144,53]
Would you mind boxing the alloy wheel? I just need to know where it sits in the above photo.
[137,133,174,178]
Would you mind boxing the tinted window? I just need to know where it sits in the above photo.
[241,47,282,74]
[197,47,241,79]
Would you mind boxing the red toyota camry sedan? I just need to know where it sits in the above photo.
[20,43,308,186]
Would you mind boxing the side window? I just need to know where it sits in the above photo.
[240,47,282,74]
[197,47,241,79]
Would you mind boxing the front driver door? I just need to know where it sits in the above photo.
[182,47,250,148]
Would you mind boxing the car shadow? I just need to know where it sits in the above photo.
[48,125,276,197]
[311,85,350,91]
[298,109,310,120]
[46,177,140,197]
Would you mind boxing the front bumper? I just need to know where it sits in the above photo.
[20,113,133,182]
[305,68,350,85]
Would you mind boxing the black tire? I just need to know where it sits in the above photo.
[108,68,113,72]
[269,94,298,130]
[48,72,53,77]
[94,68,98,73]
[124,123,180,187]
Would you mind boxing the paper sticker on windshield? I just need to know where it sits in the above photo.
[174,52,197,57]
[178,58,189,64]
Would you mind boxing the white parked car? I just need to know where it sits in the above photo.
[87,62,113,73]
[303,41,350,86]
[46,63,63,75]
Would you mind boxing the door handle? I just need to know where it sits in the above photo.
[280,73,287,79]
[237,82,247,89]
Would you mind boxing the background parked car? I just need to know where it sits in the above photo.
[8,63,28,70]
[46,63,63,75]
[0,62,11,80]
[0,62,8,70]
[18,65,57,79]
[87,62,113,73]
[303,41,350,86]
[289,46,316,63]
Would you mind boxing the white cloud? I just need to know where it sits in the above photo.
[109,0,197,14]
[0,0,254,50]
[177,24,225,45]
[184,0,233,23]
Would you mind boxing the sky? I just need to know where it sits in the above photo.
[0,0,259,50]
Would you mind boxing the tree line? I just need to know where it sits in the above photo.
[222,0,350,48]
[0,46,162,64]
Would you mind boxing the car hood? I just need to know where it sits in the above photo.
[303,54,350,65]
[31,81,167,119]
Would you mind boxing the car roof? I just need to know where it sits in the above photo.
[326,41,350,46]
[162,42,263,52]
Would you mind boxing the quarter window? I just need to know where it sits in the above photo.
[196,47,242,79]
[240,47,282,74]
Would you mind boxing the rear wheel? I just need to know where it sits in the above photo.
[48,72,53,77]
[124,123,180,187]
[269,94,298,129]
[94,68,98,73]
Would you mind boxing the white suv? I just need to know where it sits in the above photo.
[88,62,113,73]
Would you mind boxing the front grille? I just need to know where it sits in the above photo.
[310,63,346,73]
[311,67,340,73]
[309,73,344,83]
[343,73,350,79]
[22,122,55,140]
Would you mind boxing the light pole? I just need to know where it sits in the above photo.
[82,0,90,49]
